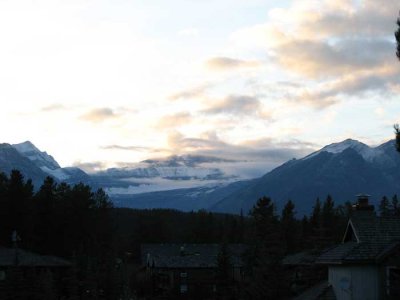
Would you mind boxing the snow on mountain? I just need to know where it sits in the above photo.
[303,139,382,162]
[102,166,225,180]
[41,166,70,180]
[211,139,400,216]
[12,141,61,170]
[97,155,236,181]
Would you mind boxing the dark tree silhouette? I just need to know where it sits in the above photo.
[379,196,390,216]
[281,200,298,253]
[396,12,400,61]
[216,242,232,295]
[395,13,400,150]
[395,124,400,152]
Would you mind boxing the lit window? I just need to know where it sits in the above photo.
[180,272,187,278]
[0,270,5,281]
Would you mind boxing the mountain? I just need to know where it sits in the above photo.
[0,141,243,196]
[210,139,400,216]
[0,143,49,186]
[95,155,236,181]
[13,141,60,170]
[2,139,399,215]
[112,180,252,211]
[0,141,90,186]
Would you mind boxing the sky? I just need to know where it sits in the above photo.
[0,0,399,173]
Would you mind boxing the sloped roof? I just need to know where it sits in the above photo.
[292,281,336,300]
[141,244,246,269]
[350,212,400,243]
[318,212,400,264]
[282,251,320,266]
[0,247,71,267]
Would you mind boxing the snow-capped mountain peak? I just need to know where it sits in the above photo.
[12,141,61,170]
[304,139,382,162]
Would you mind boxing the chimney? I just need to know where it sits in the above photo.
[353,194,374,211]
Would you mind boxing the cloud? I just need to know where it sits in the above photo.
[202,95,273,119]
[73,161,107,173]
[156,112,193,128]
[167,131,227,153]
[41,104,67,112]
[291,68,400,109]
[168,84,210,101]
[295,0,398,38]
[274,38,394,78]
[101,145,151,151]
[80,107,119,123]
[230,0,399,109]
[165,131,315,175]
[205,57,261,71]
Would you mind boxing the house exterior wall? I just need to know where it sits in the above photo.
[329,265,381,300]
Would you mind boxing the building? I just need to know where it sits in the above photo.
[282,250,327,296]
[0,246,71,298]
[316,195,400,300]
[141,243,246,299]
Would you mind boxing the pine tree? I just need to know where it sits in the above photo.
[300,215,311,249]
[396,12,400,61]
[322,195,335,228]
[34,176,58,254]
[310,198,321,229]
[379,196,390,216]
[246,197,287,299]
[395,124,400,152]
[392,194,400,216]
[216,242,232,286]
[6,170,34,248]
[281,200,297,254]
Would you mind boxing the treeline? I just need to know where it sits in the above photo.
[113,195,353,299]
[0,170,113,257]
[242,196,349,299]
[113,195,351,254]
[378,194,400,216]
[0,170,118,299]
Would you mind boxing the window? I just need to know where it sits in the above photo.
[180,284,188,293]
[180,272,187,278]
[0,270,5,281]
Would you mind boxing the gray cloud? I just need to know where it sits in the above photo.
[169,84,210,101]
[101,145,150,151]
[80,107,119,122]
[274,38,394,78]
[205,57,261,71]
[291,69,400,109]
[299,0,398,38]
[73,161,107,173]
[236,0,399,110]
[156,112,193,128]
[203,95,268,115]
[167,131,315,162]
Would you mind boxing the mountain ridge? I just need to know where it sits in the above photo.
[0,138,398,216]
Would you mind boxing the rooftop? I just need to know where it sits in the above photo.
[317,212,400,264]
[141,243,246,269]
[0,247,71,267]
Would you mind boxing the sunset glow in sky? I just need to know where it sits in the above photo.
[1,0,399,172]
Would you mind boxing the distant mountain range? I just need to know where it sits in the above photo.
[0,141,240,191]
[211,139,400,215]
[113,139,400,216]
[0,139,399,216]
